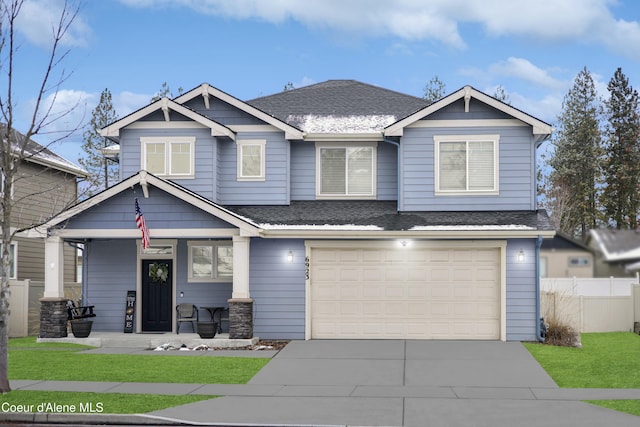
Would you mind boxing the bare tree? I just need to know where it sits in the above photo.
[0,0,82,393]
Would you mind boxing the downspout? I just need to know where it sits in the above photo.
[382,137,401,210]
[535,235,545,342]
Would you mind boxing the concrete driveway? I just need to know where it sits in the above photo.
[151,340,640,427]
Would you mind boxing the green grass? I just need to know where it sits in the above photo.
[0,391,213,414]
[524,332,640,417]
[4,336,271,414]
[523,332,640,388]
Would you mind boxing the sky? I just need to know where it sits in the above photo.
[8,0,640,165]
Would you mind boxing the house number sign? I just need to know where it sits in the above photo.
[305,256,310,280]
[123,290,136,333]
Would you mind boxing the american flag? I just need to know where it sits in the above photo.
[135,198,150,249]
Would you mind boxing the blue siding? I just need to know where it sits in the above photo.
[87,240,138,332]
[290,142,315,200]
[217,132,290,205]
[250,238,306,340]
[64,185,234,230]
[118,127,217,200]
[505,238,538,341]
[400,125,535,211]
[183,97,266,126]
[377,141,398,200]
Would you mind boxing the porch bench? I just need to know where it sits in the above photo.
[67,300,96,321]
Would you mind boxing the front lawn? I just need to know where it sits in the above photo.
[2,336,270,414]
[524,332,640,417]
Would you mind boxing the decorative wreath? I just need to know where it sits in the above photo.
[149,262,169,284]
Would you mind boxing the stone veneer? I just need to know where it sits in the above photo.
[228,298,253,339]
[39,297,68,338]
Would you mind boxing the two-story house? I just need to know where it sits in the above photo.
[3,124,86,335]
[37,80,554,341]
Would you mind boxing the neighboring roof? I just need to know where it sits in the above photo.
[247,80,429,133]
[541,232,592,252]
[588,228,640,261]
[228,201,555,237]
[384,85,553,143]
[0,124,87,177]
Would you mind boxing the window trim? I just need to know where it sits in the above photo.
[236,139,266,181]
[187,240,233,283]
[434,134,499,196]
[315,142,377,199]
[140,136,195,179]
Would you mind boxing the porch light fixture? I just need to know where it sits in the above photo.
[287,250,294,263]
[517,249,525,263]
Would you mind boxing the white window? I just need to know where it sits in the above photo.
[434,135,499,195]
[316,143,376,198]
[141,137,195,178]
[187,241,233,282]
[237,140,266,181]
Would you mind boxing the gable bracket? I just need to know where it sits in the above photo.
[464,87,471,113]
[161,98,170,122]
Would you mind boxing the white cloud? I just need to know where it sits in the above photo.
[114,91,154,117]
[489,58,565,90]
[117,0,640,58]
[16,0,91,48]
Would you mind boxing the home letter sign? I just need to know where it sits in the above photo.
[124,291,136,333]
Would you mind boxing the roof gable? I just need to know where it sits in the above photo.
[174,83,303,139]
[588,228,640,261]
[100,97,235,140]
[37,171,260,237]
[384,85,553,142]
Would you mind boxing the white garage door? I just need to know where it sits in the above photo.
[310,244,501,339]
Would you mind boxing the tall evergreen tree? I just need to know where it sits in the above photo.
[601,68,640,229]
[546,67,603,239]
[79,88,119,197]
[423,76,446,103]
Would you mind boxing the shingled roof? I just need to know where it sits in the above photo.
[227,201,555,232]
[247,80,430,133]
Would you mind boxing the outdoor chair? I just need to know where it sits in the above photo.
[176,303,198,334]
[66,299,96,321]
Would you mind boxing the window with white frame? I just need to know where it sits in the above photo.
[237,140,266,181]
[187,241,233,282]
[141,137,195,178]
[317,144,376,197]
[434,135,499,194]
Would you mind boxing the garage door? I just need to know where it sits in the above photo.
[310,245,501,339]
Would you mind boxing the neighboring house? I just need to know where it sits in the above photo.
[587,228,640,278]
[36,80,554,341]
[2,125,86,335]
[540,233,594,278]
[4,125,86,282]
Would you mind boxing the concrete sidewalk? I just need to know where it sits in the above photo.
[5,340,640,426]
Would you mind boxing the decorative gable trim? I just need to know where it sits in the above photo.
[100,97,235,140]
[175,83,304,140]
[384,85,553,142]
[35,171,261,237]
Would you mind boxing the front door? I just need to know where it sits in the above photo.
[142,260,173,332]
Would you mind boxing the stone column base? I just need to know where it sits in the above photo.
[228,298,253,339]
[39,297,68,338]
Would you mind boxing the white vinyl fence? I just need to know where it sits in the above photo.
[541,279,640,333]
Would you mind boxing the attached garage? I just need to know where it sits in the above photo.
[307,241,506,340]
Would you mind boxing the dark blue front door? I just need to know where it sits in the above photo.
[142,260,172,332]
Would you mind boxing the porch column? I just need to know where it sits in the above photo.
[40,235,67,337]
[228,235,253,339]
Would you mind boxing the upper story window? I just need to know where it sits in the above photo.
[434,134,499,195]
[237,139,266,181]
[316,143,377,198]
[141,136,195,178]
